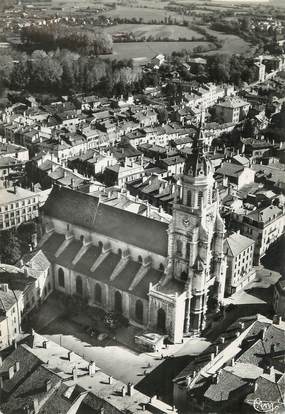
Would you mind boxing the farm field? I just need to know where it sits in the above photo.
[106,41,214,60]
[201,27,252,55]
[99,6,189,23]
[105,24,205,41]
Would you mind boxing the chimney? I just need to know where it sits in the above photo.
[238,322,245,330]
[261,327,267,340]
[231,358,235,367]
[67,351,73,361]
[212,370,221,384]
[8,366,14,380]
[121,386,126,397]
[127,382,134,396]
[235,331,240,338]
[42,340,47,349]
[45,379,52,392]
[273,314,282,325]
[254,381,258,392]
[72,367,77,382]
[215,345,219,356]
[210,353,215,361]
[0,357,2,368]
[220,336,225,344]
[88,361,96,377]
[33,397,39,414]
[71,178,75,189]
[108,376,113,385]
[15,361,20,372]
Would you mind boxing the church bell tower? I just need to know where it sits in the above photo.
[166,123,226,335]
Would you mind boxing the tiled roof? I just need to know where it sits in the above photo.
[224,232,254,257]
[43,186,168,257]
[247,205,283,224]
[245,376,284,408]
[204,369,248,402]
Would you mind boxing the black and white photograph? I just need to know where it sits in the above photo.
[0,0,284,412]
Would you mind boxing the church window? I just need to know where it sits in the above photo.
[118,248,122,258]
[198,191,203,207]
[80,235,84,243]
[185,242,190,260]
[98,241,103,253]
[135,299,143,323]
[181,271,187,281]
[58,268,65,288]
[187,191,192,207]
[138,255,143,264]
[94,283,102,303]
[114,291,123,313]
[157,308,166,332]
[176,240,182,255]
[76,276,83,296]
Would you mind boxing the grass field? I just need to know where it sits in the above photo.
[201,27,252,55]
[100,6,187,23]
[105,24,204,41]
[106,41,214,60]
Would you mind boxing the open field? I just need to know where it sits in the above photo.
[201,26,252,55]
[105,24,204,41]
[99,6,188,23]
[106,41,214,60]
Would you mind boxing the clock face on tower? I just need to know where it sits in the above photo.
[181,215,195,229]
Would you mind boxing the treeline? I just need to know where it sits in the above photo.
[207,54,260,85]
[0,50,143,96]
[21,25,113,55]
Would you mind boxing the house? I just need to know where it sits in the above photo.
[241,205,285,264]
[159,156,185,176]
[214,97,250,124]
[173,314,285,413]
[223,231,255,295]
[104,160,145,187]
[0,255,52,349]
[0,332,175,413]
[215,163,255,190]
[0,187,40,231]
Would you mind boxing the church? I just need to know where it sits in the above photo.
[39,128,227,343]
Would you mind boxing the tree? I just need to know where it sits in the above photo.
[157,107,168,124]
[0,231,22,265]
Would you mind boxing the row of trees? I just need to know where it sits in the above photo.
[21,25,113,56]
[0,49,143,96]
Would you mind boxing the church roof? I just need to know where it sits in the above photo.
[43,186,168,257]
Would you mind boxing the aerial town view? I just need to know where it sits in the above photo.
[0,0,284,412]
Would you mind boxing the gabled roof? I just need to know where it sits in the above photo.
[43,186,168,257]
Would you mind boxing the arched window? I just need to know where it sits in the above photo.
[76,276,83,296]
[135,299,143,323]
[181,271,188,281]
[58,268,65,288]
[80,235,84,243]
[138,255,143,264]
[98,241,103,253]
[159,263,165,272]
[118,248,122,258]
[114,291,122,313]
[187,191,192,207]
[198,191,203,207]
[176,239,182,255]
[157,308,166,332]
[94,283,102,303]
